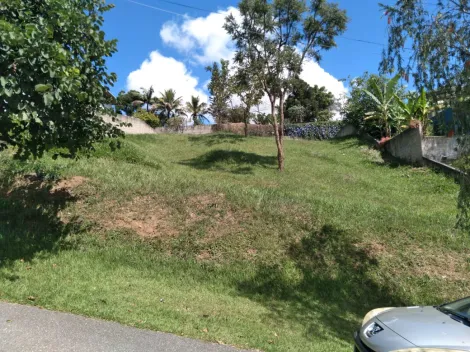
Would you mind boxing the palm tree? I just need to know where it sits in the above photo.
[155,89,185,125]
[185,96,208,125]
[363,74,404,137]
[140,86,155,112]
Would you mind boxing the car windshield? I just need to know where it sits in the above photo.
[440,297,470,321]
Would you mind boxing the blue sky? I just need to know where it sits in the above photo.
[103,0,394,104]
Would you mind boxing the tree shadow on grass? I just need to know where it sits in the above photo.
[237,225,405,344]
[0,173,81,271]
[181,149,277,175]
[188,133,247,147]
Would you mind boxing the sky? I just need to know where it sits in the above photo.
[102,0,395,109]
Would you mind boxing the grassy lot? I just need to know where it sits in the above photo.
[1,133,469,351]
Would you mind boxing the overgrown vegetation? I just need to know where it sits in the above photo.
[0,134,467,352]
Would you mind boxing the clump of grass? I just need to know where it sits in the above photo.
[0,134,467,352]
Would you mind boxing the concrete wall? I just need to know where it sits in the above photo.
[154,125,213,135]
[102,114,157,134]
[384,126,424,164]
[336,124,358,138]
[422,136,460,162]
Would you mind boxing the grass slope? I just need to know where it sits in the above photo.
[0,134,468,352]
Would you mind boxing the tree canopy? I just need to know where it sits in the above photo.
[225,0,348,170]
[285,79,334,123]
[0,0,123,159]
[206,60,231,125]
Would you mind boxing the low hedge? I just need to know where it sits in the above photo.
[284,122,343,140]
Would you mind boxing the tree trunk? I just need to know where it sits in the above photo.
[244,106,250,137]
[270,98,284,171]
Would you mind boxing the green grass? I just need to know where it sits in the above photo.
[0,133,468,352]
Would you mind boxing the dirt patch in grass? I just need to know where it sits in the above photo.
[83,196,177,238]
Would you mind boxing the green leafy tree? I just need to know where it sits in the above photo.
[396,88,431,134]
[363,74,404,138]
[286,105,307,123]
[285,79,334,122]
[225,0,347,170]
[206,60,232,124]
[185,96,208,125]
[0,0,123,159]
[231,69,264,136]
[134,109,160,128]
[155,89,185,125]
[115,90,143,116]
[140,86,155,112]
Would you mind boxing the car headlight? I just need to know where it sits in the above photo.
[362,307,394,326]
[363,322,384,338]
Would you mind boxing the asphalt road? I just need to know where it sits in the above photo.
[0,302,248,352]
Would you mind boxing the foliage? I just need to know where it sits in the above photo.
[115,90,143,116]
[231,66,264,136]
[225,0,348,170]
[285,79,334,122]
[165,116,185,131]
[185,96,208,126]
[363,74,404,138]
[140,86,155,112]
[227,106,246,123]
[342,73,406,139]
[286,105,307,123]
[134,109,160,128]
[396,88,431,134]
[154,89,185,125]
[206,60,231,124]
[0,0,123,159]
[252,113,273,125]
[284,121,343,140]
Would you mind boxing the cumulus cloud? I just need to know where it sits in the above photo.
[126,50,208,105]
[300,59,348,99]
[160,7,239,64]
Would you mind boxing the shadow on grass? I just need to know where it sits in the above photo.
[181,149,277,174]
[0,173,80,270]
[188,133,247,147]
[237,225,404,344]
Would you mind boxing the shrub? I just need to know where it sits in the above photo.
[284,122,343,140]
[134,110,160,128]
[166,117,185,132]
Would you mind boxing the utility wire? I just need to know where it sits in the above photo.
[127,0,411,51]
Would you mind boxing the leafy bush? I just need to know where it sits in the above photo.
[134,109,160,128]
[284,122,343,140]
[166,117,185,131]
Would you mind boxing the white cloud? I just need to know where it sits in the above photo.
[300,59,348,99]
[126,50,208,106]
[160,7,239,64]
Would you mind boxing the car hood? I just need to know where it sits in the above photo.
[377,306,470,349]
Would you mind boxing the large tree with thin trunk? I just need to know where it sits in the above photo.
[185,96,208,125]
[155,89,185,125]
[225,0,347,171]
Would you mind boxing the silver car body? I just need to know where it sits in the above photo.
[355,306,470,352]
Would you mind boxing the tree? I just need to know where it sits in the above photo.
[231,69,264,136]
[206,60,232,124]
[285,79,334,123]
[396,88,431,134]
[155,89,185,125]
[363,74,406,138]
[185,96,208,125]
[140,86,155,112]
[225,0,347,170]
[115,90,143,116]
[0,0,123,159]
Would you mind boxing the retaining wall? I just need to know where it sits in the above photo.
[384,126,423,164]
[422,136,460,162]
[102,114,157,134]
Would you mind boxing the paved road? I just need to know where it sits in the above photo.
[0,302,248,352]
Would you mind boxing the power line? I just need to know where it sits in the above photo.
[127,0,411,51]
